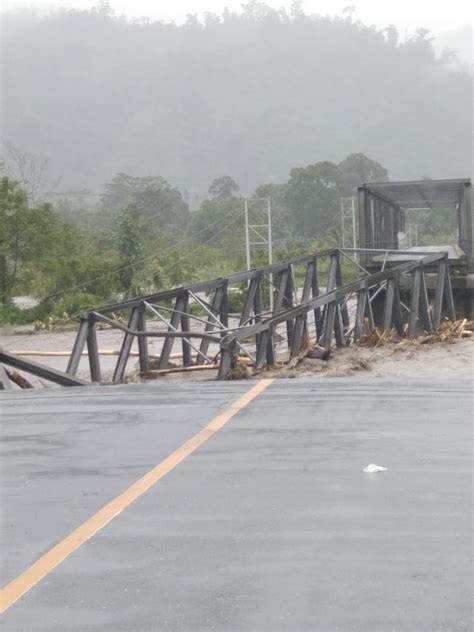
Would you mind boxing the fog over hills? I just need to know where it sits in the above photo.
[433,25,472,67]
[1,4,472,201]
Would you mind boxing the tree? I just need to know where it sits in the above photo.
[0,176,64,304]
[401,28,435,63]
[337,153,388,195]
[289,1,304,19]
[342,5,356,20]
[384,24,398,47]
[189,197,243,244]
[0,177,27,304]
[285,162,341,236]
[116,204,143,296]
[208,176,240,200]
[1,145,59,205]
[101,173,189,233]
[92,0,114,16]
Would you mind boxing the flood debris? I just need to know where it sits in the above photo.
[223,359,252,380]
[359,318,473,347]
[287,342,331,369]
[255,318,472,380]
[5,369,34,389]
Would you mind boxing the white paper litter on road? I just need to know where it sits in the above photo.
[363,463,387,473]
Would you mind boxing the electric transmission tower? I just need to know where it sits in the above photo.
[244,197,274,312]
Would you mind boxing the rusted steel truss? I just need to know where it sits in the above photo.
[59,248,455,384]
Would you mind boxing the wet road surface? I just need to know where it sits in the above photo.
[1,378,472,631]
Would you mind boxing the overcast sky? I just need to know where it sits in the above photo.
[2,0,473,36]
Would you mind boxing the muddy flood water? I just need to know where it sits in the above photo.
[1,324,472,389]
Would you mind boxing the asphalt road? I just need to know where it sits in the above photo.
[0,378,472,631]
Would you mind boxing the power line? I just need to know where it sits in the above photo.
[50,208,246,324]
[29,210,244,329]
[34,205,244,304]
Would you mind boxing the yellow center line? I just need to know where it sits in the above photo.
[0,378,273,614]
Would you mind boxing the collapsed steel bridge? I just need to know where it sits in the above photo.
[40,246,451,385]
[0,247,456,388]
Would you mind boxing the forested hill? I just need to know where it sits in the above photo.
[1,3,472,202]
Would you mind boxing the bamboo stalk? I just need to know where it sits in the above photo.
[143,364,219,377]
[10,350,196,359]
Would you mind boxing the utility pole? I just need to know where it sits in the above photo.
[244,198,251,271]
[340,196,356,248]
[267,198,274,312]
[244,197,274,312]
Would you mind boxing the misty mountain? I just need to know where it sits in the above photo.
[1,3,472,203]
